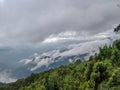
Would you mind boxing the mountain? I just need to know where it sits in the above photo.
[0,82,5,85]
[12,37,113,79]
[18,37,113,71]
[1,40,120,90]
[0,30,120,83]
[10,33,118,79]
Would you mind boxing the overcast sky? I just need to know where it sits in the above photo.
[1,0,120,83]
[0,0,120,47]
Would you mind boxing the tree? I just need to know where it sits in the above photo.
[90,62,108,90]
[114,24,120,32]
[107,68,120,88]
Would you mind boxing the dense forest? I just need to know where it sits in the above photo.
[0,25,120,90]
[1,40,120,90]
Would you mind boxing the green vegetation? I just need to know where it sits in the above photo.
[114,24,120,32]
[1,40,120,90]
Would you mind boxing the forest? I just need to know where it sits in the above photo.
[0,39,120,90]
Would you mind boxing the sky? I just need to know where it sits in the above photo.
[0,0,120,83]
[0,0,120,47]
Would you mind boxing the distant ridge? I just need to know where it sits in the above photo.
[1,39,120,90]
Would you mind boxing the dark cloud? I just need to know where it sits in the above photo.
[0,0,120,47]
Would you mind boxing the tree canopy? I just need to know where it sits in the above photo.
[114,24,120,32]
[1,40,120,90]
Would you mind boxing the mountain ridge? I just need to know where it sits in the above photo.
[1,39,120,90]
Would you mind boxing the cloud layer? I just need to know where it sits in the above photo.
[0,0,120,47]
[0,0,120,83]
[20,30,120,71]
[0,71,16,83]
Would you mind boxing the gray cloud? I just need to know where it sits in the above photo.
[0,0,120,47]
[19,30,120,71]
[0,70,16,83]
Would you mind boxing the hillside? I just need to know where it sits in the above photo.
[1,40,120,90]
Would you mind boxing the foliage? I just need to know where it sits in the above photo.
[1,40,120,90]
[114,24,120,32]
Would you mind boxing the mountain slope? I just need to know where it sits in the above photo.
[1,30,120,83]
[18,35,114,72]
[1,40,120,90]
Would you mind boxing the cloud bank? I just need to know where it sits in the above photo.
[20,30,120,71]
[0,71,16,83]
[0,0,120,47]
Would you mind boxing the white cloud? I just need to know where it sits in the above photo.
[19,59,33,65]
[19,30,120,71]
[30,58,54,71]
[0,71,16,83]
[43,30,116,43]
[69,59,73,63]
